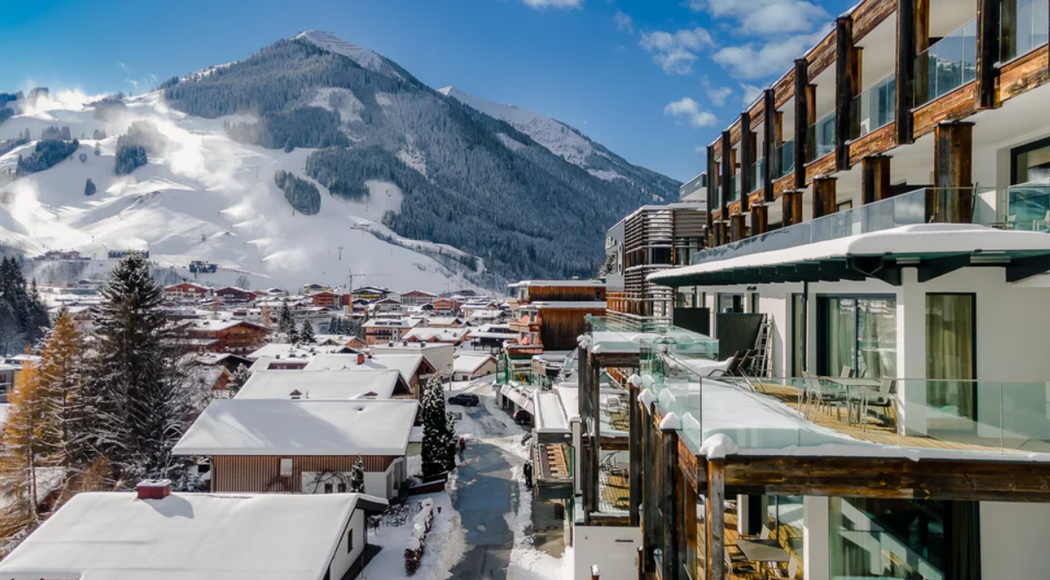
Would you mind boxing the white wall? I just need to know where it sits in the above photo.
[573,525,641,580]
[330,508,366,580]
[981,501,1050,579]
[803,496,830,580]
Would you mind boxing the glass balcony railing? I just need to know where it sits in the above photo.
[731,171,741,203]
[693,183,1050,264]
[851,74,896,140]
[711,183,720,210]
[1001,0,1049,62]
[914,18,977,108]
[774,140,795,179]
[748,158,764,193]
[805,111,836,162]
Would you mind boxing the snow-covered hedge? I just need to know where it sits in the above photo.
[404,498,435,575]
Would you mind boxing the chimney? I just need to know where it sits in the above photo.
[290,389,303,399]
[137,479,172,500]
[357,353,365,365]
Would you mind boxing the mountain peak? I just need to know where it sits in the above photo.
[294,30,401,80]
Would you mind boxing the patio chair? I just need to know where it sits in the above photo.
[840,366,854,378]
[801,371,846,421]
[860,377,897,428]
[771,558,800,579]
[725,548,760,578]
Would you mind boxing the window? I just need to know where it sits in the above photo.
[717,293,744,314]
[347,529,354,553]
[324,482,334,494]
[818,296,897,378]
[279,458,293,476]
[926,293,976,424]
[337,483,347,493]
[791,294,805,376]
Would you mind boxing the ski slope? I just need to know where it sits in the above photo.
[0,90,482,292]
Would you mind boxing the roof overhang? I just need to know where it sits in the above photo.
[649,224,1050,288]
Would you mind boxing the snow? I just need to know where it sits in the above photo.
[0,90,484,294]
[452,352,496,375]
[305,87,365,123]
[397,135,428,177]
[527,301,607,309]
[404,327,469,343]
[497,133,527,152]
[295,30,402,80]
[365,491,466,580]
[234,369,401,400]
[438,86,595,169]
[0,491,386,580]
[305,352,424,385]
[698,433,739,459]
[659,412,681,431]
[650,223,1050,285]
[587,169,626,182]
[172,399,419,456]
[637,388,656,411]
[535,391,570,434]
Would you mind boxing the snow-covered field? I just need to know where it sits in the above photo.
[0,89,483,292]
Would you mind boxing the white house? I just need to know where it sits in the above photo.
[0,484,388,580]
[235,369,403,400]
[453,353,497,381]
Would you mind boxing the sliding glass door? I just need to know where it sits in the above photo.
[818,296,897,378]
[925,294,976,422]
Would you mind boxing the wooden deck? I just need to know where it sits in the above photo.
[704,508,802,580]
[599,468,631,513]
[752,381,1050,455]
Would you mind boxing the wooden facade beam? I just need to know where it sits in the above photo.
[783,191,803,226]
[739,112,753,210]
[793,59,809,190]
[751,204,769,235]
[932,122,974,223]
[662,428,679,580]
[813,177,837,218]
[861,156,892,204]
[706,145,717,231]
[707,459,727,580]
[720,131,732,219]
[976,0,1002,108]
[835,16,855,171]
[762,90,776,202]
[730,214,747,242]
[896,0,918,144]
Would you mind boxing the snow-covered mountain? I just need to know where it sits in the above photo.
[437,86,676,193]
[0,31,680,291]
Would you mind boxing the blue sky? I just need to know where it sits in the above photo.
[0,0,853,182]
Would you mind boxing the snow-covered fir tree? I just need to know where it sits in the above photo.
[349,455,365,493]
[299,321,316,344]
[0,257,50,354]
[420,376,455,478]
[80,254,196,485]
[277,303,297,342]
[226,365,251,398]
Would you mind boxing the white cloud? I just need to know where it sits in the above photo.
[124,79,139,89]
[614,10,634,34]
[118,62,130,73]
[740,83,764,106]
[664,97,718,128]
[712,27,829,79]
[519,0,584,8]
[689,0,827,34]
[702,78,733,107]
[640,28,715,75]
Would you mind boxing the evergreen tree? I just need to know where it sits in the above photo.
[0,257,50,354]
[349,455,365,493]
[84,178,96,197]
[226,364,251,398]
[277,303,295,341]
[81,254,195,484]
[299,321,316,344]
[420,377,455,478]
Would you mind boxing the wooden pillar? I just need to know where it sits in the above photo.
[589,353,601,519]
[813,178,837,218]
[578,351,593,524]
[762,90,776,202]
[640,406,656,573]
[976,0,1001,109]
[713,222,727,247]
[896,0,921,144]
[720,132,732,216]
[740,112,753,211]
[932,123,974,223]
[862,156,892,204]
[730,214,747,242]
[751,204,769,235]
[661,427,679,580]
[793,59,809,190]
[628,382,641,527]
[783,191,804,226]
[835,16,855,171]
[707,459,727,580]
[705,145,717,231]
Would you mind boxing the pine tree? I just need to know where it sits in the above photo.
[81,254,195,485]
[299,321,316,344]
[226,365,251,398]
[277,303,295,341]
[84,178,96,196]
[0,257,49,354]
[420,377,455,478]
[349,455,365,493]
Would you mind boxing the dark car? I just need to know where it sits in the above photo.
[449,393,480,407]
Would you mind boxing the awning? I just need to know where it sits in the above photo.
[649,224,1050,288]
[501,384,535,414]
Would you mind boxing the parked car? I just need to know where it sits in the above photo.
[513,409,532,425]
[449,393,480,407]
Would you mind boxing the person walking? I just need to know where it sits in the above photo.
[523,461,533,488]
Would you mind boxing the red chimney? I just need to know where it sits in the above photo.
[357,353,365,365]
[136,479,172,500]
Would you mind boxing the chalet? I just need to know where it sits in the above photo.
[452,353,497,382]
[186,320,269,355]
[351,285,393,302]
[174,399,418,500]
[305,352,437,399]
[402,327,469,345]
[163,282,211,302]
[0,484,387,580]
[372,342,454,377]
[363,317,422,345]
[371,296,404,313]
[302,283,331,294]
[215,286,255,305]
[235,369,402,400]
[506,280,607,353]
[309,291,339,308]
[401,289,439,307]
[426,316,463,328]
[430,297,458,315]
[316,334,367,350]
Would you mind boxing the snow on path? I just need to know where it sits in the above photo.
[365,490,467,580]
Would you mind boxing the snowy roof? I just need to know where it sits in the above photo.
[403,327,469,342]
[535,391,570,434]
[188,319,265,332]
[304,353,425,385]
[0,491,387,580]
[453,353,496,374]
[174,399,419,456]
[426,316,463,325]
[362,318,422,329]
[235,369,401,400]
[650,224,1050,286]
[508,280,605,288]
[246,343,350,360]
[526,301,607,310]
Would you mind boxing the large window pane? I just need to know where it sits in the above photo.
[830,497,948,580]
[925,294,976,420]
[822,297,857,376]
[857,299,897,378]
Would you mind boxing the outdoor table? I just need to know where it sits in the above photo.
[827,377,881,424]
[735,538,790,578]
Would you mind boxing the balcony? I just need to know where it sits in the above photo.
[913,18,977,108]
[773,140,795,180]
[1000,0,1049,63]
[690,183,1050,265]
[805,111,835,163]
[748,158,764,194]
[851,73,896,140]
[731,171,741,203]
